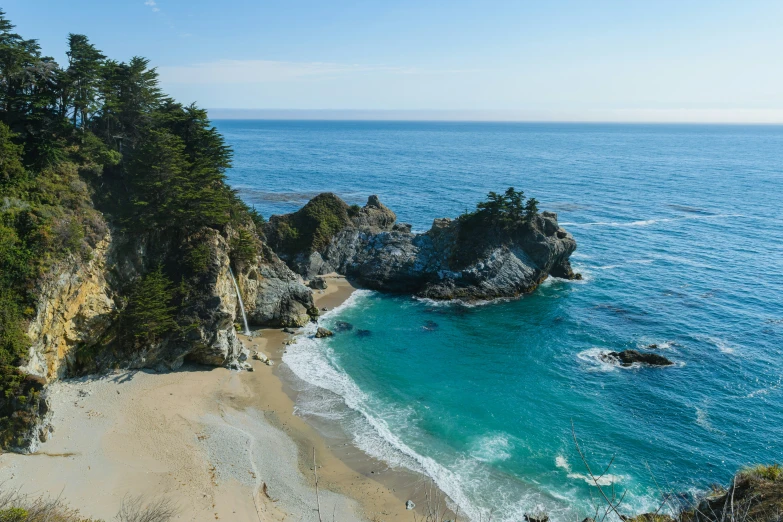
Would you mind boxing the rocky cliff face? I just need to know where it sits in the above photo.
[270,194,579,300]
[22,225,315,384]
[23,235,114,383]
[240,244,317,327]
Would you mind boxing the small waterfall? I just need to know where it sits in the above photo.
[228,266,251,335]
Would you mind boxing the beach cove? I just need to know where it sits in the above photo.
[0,276,453,522]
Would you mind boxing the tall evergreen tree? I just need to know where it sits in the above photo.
[65,34,105,129]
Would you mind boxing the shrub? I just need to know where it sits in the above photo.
[184,242,212,275]
[266,193,351,256]
[741,463,782,482]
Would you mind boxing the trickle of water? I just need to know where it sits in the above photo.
[228,266,251,335]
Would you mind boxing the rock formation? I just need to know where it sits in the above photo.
[603,350,674,367]
[23,224,315,385]
[266,193,580,300]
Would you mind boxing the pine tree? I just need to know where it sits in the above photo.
[121,266,177,348]
[65,34,105,129]
[524,197,539,222]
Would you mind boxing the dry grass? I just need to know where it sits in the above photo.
[115,496,178,522]
[0,488,178,522]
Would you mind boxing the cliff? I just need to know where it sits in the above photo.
[11,221,314,450]
[23,225,315,381]
[266,193,580,300]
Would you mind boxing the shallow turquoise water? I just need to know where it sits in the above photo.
[215,121,783,521]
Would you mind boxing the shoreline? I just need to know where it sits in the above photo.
[0,274,454,521]
[247,274,457,521]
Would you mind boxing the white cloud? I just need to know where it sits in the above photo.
[144,0,160,12]
[158,59,423,84]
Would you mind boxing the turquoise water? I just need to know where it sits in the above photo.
[215,121,783,521]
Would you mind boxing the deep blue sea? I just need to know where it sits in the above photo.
[214,120,783,521]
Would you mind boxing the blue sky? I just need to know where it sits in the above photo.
[5,0,783,121]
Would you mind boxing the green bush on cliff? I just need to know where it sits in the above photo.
[266,193,351,256]
[230,228,260,268]
[741,463,782,482]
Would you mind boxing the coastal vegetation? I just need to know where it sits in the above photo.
[265,192,354,257]
[0,10,259,446]
[458,187,540,231]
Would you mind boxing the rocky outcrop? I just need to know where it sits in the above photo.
[268,194,579,301]
[308,276,328,290]
[682,466,783,522]
[23,223,317,383]
[24,234,114,383]
[315,327,333,338]
[603,350,674,367]
[240,245,316,328]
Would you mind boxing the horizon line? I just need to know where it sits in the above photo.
[205,108,783,125]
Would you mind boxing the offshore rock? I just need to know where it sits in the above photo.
[315,327,334,338]
[603,350,674,367]
[267,194,579,301]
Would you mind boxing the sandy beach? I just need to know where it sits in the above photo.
[0,274,453,522]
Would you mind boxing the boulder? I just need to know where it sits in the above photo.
[308,277,328,290]
[315,327,334,338]
[405,500,415,510]
[252,351,269,364]
[604,350,674,367]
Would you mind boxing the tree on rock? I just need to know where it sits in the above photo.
[120,266,177,349]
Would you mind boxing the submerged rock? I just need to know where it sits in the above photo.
[604,350,674,367]
[334,321,354,332]
[357,329,372,338]
[423,320,439,331]
[265,194,579,301]
[315,327,334,338]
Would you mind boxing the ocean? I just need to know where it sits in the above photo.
[214,120,783,521]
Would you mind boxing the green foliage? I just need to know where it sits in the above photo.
[741,463,782,482]
[184,242,212,275]
[249,206,266,229]
[0,9,257,447]
[461,187,538,230]
[0,123,25,185]
[119,266,177,349]
[267,193,351,256]
[524,197,539,221]
[230,228,259,268]
[66,34,105,129]
[0,507,28,521]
